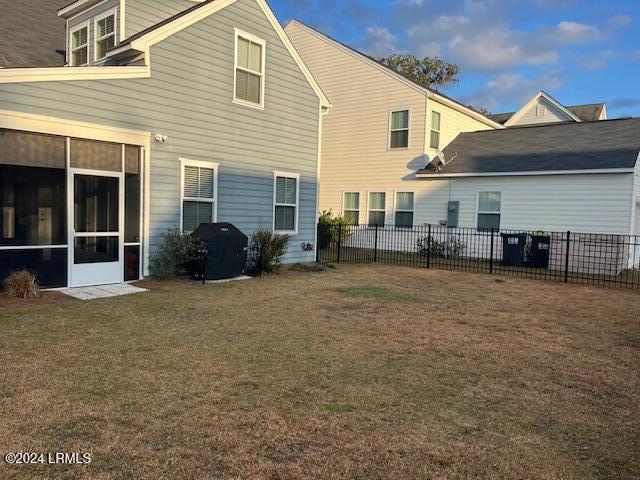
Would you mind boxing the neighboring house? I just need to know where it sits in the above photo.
[489,91,607,127]
[284,20,503,228]
[0,0,330,289]
[285,20,639,244]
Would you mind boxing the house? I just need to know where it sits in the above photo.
[285,21,639,245]
[489,91,607,127]
[0,0,330,289]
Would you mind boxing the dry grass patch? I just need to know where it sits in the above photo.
[0,265,638,479]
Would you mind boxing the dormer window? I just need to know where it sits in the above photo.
[70,23,89,66]
[95,9,117,61]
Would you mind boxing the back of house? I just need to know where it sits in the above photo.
[0,0,329,288]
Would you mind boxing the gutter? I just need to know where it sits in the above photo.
[416,168,636,178]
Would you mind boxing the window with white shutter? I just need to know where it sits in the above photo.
[180,159,218,232]
[234,29,265,108]
[70,23,89,66]
[273,172,299,234]
[95,9,117,61]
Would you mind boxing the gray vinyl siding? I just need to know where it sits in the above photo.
[0,0,320,264]
[125,0,197,38]
[67,0,120,64]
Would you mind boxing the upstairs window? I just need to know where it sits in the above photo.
[430,111,441,149]
[343,192,360,225]
[477,191,501,230]
[389,110,409,149]
[95,10,117,61]
[181,159,218,232]
[274,172,299,233]
[70,23,89,66]
[234,30,265,108]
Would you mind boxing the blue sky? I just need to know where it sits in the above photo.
[270,0,640,117]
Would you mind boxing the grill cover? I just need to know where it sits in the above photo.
[191,223,248,280]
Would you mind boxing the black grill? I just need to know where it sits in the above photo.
[191,223,248,281]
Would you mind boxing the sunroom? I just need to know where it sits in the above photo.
[0,123,148,289]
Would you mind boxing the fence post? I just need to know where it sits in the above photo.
[489,228,495,274]
[336,223,342,264]
[426,224,431,269]
[374,224,379,263]
[564,230,571,283]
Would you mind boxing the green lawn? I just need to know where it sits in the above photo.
[0,265,638,479]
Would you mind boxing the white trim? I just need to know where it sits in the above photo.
[366,191,387,226]
[286,20,500,127]
[120,0,126,40]
[504,91,581,127]
[233,28,266,110]
[388,107,410,150]
[416,168,636,178]
[94,7,119,63]
[179,158,219,232]
[273,170,300,235]
[69,21,91,66]
[65,0,109,22]
[342,191,361,224]
[393,190,415,228]
[314,105,326,250]
[59,0,103,18]
[0,65,149,84]
[475,190,502,230]
[0,245,68,251]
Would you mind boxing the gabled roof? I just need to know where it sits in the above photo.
[285,20,503,129]
[489,92,607,126]
[416,118,640,177]
[0,0,68,67]
[108,0,331,108]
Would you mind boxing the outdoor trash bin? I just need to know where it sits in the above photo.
[527,235,551,268]
[500,233,527,267]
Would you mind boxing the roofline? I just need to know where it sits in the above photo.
[0,65,150,84]
[286,19,502,129]
[58,0,107,18]
[416,168,636,178]
[504,91,581,127]
[107,1,330,108]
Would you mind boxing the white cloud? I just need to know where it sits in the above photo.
[360,27,397,57]
[553,21,601,44]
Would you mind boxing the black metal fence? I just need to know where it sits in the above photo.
[317,223,640,290]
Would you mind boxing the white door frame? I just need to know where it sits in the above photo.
[68,167,125,287]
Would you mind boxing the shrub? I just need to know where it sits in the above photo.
[318,210,352,249]
[4,270,40,299]
[249,229,289,275]
[149,228,199,279]
[417,235,466,258]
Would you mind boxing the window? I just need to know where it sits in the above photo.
[234,30,265,107]
[477,191,501,230]
[273,172,299,233]
[95,10,117,61]
[70,23,89,66]
[389,110,409,149]
[430,111,441,149]
[343,192,360,225]
[394,192,414,228]
[368,192,386,226]
[536,104,547,116]
[181,160,218,232]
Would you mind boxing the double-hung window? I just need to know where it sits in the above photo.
[181,159,218,232]
[234,30,265,108]
[368,192,386,226]
[343,192,360,225]
[70,23,89,66]
[274,172,299,233]
[430,111,442,149]
[477,191,501,230]
[394,192,414,228]
[95,10,117,61]
[389,110,409,149]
